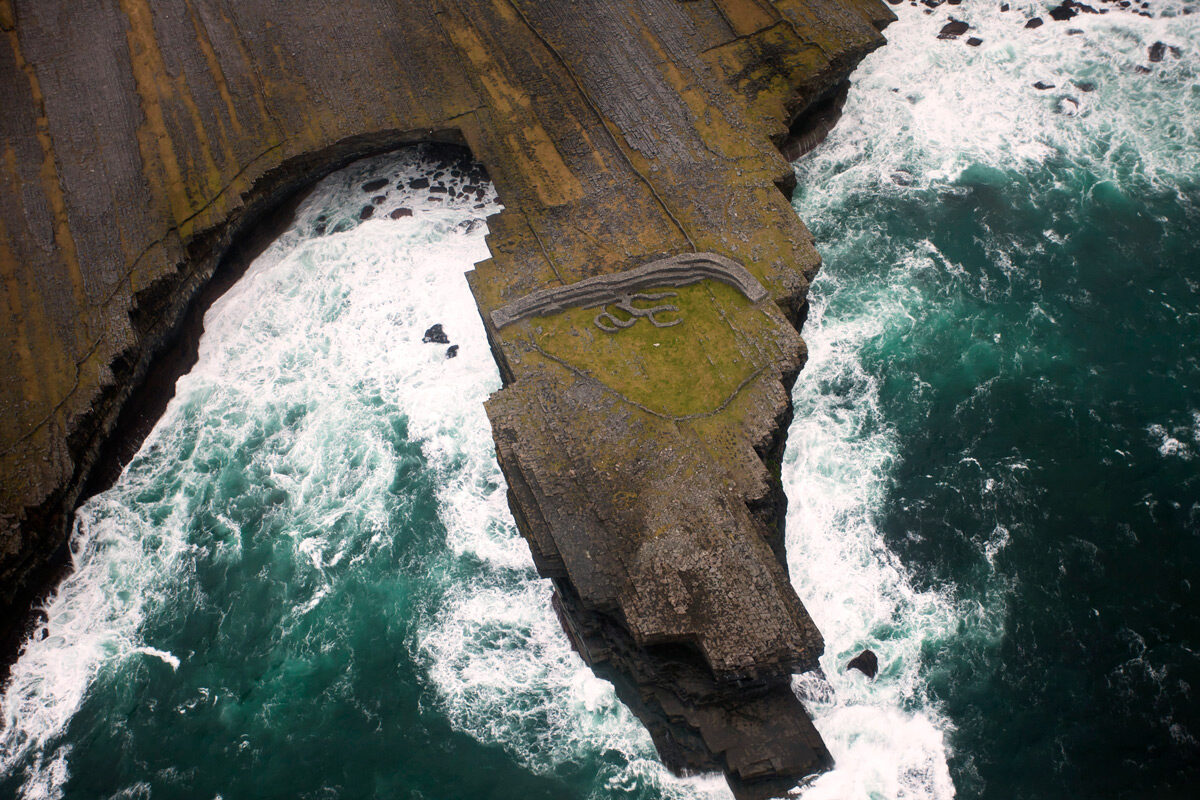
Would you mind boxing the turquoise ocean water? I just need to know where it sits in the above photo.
[2,3,1198,799]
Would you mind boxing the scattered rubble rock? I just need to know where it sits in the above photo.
[1050,0,1103,21]
[938,19,969,38]
[422,324,449,344]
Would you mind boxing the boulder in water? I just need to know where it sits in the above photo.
[361,178,388,192]
[390,207,413,219]
[1049,3,1078,20]
[446,345,459,359]
[422,324,449,344]
[847,649,879,679]
[359,205,374,220]
[1026,16,1044,28]
[1149,41,1166,62]
[1050,1,1101,21]
[938,19,969,39]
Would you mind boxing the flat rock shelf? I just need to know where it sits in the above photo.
[0,1,893,796]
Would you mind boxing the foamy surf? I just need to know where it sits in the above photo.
[783,2,1200,798]
[0,147,726,800]
[781,275,961,800]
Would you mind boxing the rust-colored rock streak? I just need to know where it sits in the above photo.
[0,1,892,796]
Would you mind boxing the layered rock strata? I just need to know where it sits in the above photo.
[0,0,891,795]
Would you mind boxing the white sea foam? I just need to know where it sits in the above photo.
[0,149,507,794]
[0,492,195,793]
[781,273,961,800]
[417,577,734,800]
[131,647,180,671]
[1148,422,1194,459]
[773,3,1200,797]
[799,1,1200,197]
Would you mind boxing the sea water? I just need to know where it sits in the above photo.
[787,2,1199,798]
[2,3,1198,799]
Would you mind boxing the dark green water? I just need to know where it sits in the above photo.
[3,5,1199,800]
[789,3,1200,798]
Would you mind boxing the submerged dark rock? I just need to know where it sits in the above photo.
[1050,1,1102,20]
[1033,81,1057,90]
[847,649,879,678]
[389,207,414,219]
[938,19,969,38]
[422,324,450,344]
[1149,41,1167,61]
[361,178,389,192]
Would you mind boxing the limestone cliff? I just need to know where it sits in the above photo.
[0,1,892,796]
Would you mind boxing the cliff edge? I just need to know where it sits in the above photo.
[0,1,892,796]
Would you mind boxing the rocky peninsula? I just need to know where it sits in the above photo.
[0,1,892,796]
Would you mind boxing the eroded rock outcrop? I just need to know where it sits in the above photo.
[0,0,892,795]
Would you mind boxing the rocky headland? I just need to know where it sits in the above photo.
[0,1,893,796]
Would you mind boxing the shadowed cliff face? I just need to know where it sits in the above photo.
[0,0,891,795]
